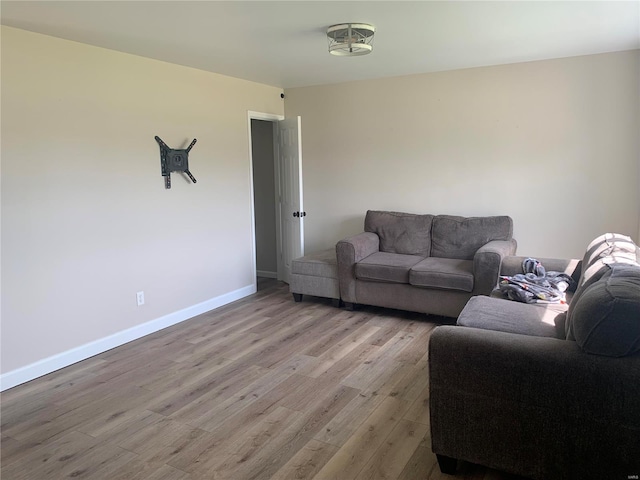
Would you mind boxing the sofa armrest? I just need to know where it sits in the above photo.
[501,255,582,291]
[472,239,517,294]
[336,232,379,303]
[429,326,640,478]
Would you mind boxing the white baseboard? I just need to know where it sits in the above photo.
[257,270,277,279]
[0,284,256,392]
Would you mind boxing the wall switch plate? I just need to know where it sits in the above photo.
[136,291,145,306]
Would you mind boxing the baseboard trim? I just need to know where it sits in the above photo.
[257,270,278,279]
[0,284,256,392]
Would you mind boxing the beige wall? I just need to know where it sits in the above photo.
[251,119,278,275]
[1,26,284,374]
[285,50,640,260]
[2,26,638,379]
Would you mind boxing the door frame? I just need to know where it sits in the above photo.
[247,111,284,290]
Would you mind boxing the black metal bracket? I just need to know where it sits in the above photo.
[155,136,197,189]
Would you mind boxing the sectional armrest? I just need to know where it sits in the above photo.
[500,255,582,290]
[429,325,640,478]
[473,239,517,294]
[336,232,380,302]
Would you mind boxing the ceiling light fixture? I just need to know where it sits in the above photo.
[327,23,375,56]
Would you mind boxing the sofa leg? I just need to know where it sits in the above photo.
[343,302,356,311]
[292,293,303,302]
[331,298,343,308]
[436,454,457,474]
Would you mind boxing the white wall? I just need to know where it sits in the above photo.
[285,51,640,259]
[0,26,284,381]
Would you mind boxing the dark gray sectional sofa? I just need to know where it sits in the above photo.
[336,210,517,317]
[429,233,640,479]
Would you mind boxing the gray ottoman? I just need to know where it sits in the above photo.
[290,248,341,307]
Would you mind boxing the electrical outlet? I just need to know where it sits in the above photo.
[136,291,145,306]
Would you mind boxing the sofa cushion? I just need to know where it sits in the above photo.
[570,264,640,357]
[410,257,474,292]
[364,210,433,257]
[579,232,639,288]
[355,252,424,284]
[457,295,565,338]
[431,215,513,260]
[292,248,337,278]
[566,233,640,339]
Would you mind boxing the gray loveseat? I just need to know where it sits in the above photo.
[336,211,517,318]
[429,233,640,479]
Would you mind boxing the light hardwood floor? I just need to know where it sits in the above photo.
[1,279,526,480]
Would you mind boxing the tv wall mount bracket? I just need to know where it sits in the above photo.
[155,136,197,189]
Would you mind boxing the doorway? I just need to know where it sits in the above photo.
[248,111,304,291]
[251,118,278,286]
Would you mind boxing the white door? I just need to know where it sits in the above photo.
[276,116,304,284]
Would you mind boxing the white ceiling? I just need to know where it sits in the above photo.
[2,1,639,89]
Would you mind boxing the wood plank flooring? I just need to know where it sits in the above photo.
[1,279,527,480]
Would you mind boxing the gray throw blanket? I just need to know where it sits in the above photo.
[499,258,576,304]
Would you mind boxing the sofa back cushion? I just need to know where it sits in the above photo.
[569,264,640,357]
[579,233,640,288]
[566,233,640,339]
[431,215,513,260]
[364,210,433,257]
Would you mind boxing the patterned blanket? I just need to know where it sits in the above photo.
[499,258,575,304]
